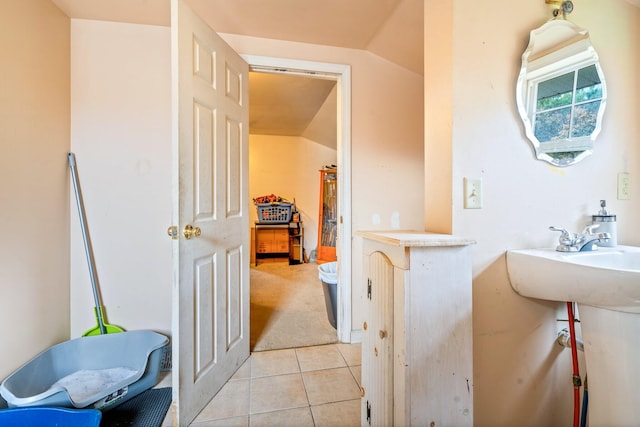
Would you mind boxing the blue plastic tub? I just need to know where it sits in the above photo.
[0,406,101,427]
[0,330,168,411]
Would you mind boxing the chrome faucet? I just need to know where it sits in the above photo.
[549,225,611,252]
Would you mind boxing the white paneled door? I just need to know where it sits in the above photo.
[171,0,250,425]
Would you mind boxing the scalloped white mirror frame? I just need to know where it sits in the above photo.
[516,19,607,166]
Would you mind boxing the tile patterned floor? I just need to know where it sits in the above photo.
[163,343,361,426]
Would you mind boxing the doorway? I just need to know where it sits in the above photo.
[244,55,353,346]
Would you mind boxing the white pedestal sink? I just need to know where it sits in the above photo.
[506,246,640,426]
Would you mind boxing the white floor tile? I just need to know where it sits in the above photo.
[295,345,347,372]
[250,373,308,414]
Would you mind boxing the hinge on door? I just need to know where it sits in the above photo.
[367,278,372,300]
[366,400,372,425]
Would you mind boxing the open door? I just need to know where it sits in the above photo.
[170,0,250,425]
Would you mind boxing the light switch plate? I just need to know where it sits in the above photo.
[464,177,482,209]
[618,172,631,200]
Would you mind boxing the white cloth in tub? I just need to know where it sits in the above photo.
[51,367,138,403]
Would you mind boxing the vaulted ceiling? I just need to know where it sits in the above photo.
[249,73,336,135]
[51,0,423,74]
[52,0,423,144]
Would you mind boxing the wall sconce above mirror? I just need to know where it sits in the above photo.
[516,19,607,166]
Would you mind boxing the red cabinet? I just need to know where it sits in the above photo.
[317,167,337,263]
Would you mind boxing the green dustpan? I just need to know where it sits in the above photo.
[83,306,125,337]
[69,153,126,336]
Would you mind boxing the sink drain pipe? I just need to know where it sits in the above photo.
[565,302,583,427]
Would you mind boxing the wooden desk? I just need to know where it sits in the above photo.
[254,222,303,266]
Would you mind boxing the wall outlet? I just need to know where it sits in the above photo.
[464,177,482,209]
[618,172,631,200]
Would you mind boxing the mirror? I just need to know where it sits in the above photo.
[516,19,607,166]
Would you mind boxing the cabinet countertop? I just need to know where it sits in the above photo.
[357,230,476,247]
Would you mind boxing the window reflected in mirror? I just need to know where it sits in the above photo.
[534,64,602,143]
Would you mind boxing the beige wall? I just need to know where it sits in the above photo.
[249,134,337,254]
[424,0,453,234]
[426,0,640,425]
[224,34,425,234]
[69,20,172,337]
[223,34,426,332]
[4,1,637,423]
[66,22,423,339]
[0,0,70,381]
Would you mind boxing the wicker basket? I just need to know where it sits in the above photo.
[256,203,293,223]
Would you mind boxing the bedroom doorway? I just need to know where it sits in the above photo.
[245,56,352,348]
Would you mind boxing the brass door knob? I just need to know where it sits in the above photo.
[183,224,202,239]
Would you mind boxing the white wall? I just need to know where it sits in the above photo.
[249,134,337,254]
[0,0,70,382]
[425,0,640,425]
[70,20,172,337]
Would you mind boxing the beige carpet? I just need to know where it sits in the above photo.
[250,260,337,351]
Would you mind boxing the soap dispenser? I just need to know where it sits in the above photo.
[592,200,617,247]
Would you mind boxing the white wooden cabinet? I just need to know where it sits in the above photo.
[359,231,475,427]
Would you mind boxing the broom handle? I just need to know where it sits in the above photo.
[68,153,107,335]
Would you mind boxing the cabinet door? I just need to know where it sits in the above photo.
[362,251,394,427]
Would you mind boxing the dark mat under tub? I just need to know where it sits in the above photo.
[101,387,171,427]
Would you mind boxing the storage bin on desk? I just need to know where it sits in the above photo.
[256,202,292,223]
